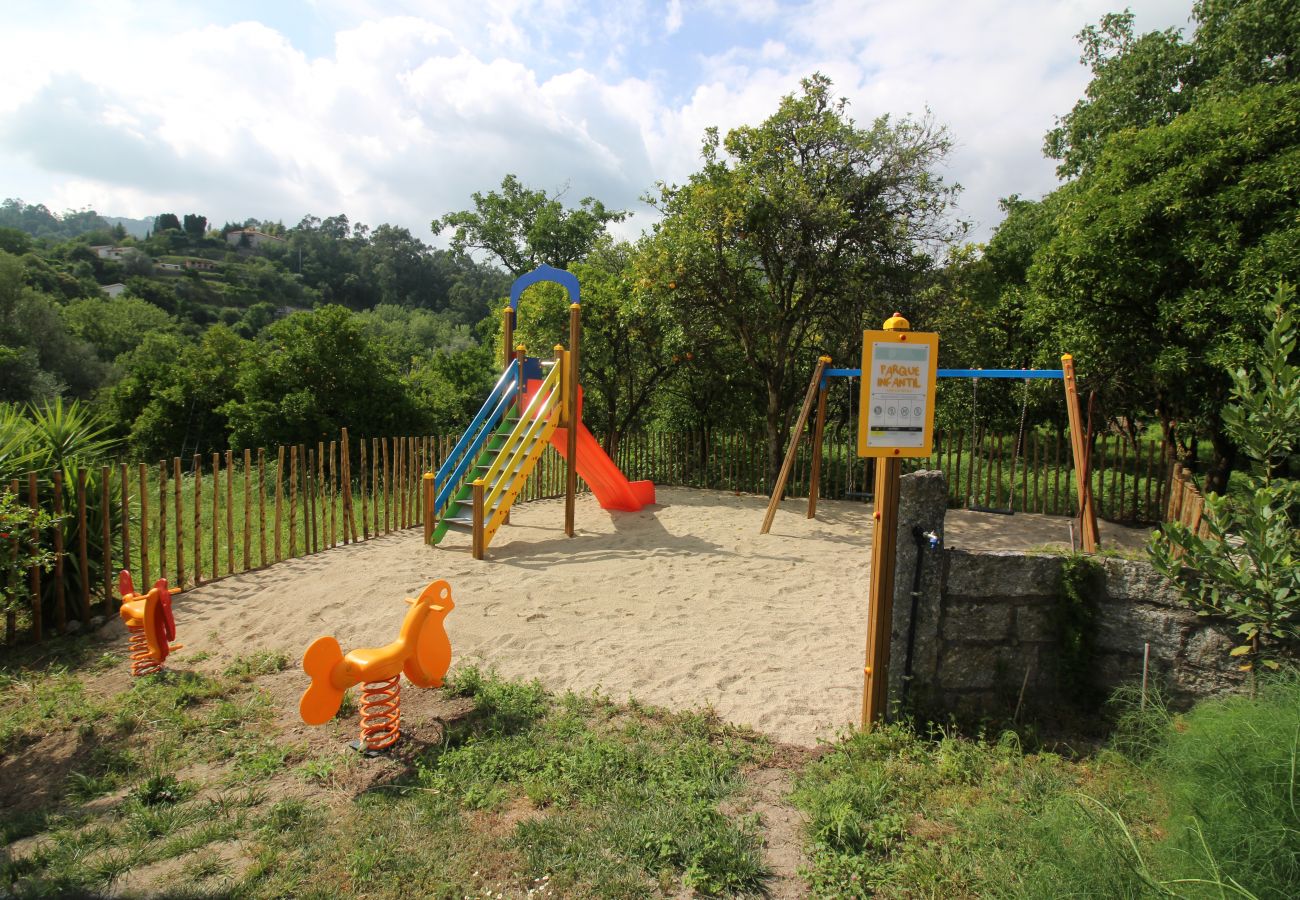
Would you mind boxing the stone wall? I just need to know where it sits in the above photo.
[889,471,1246,720]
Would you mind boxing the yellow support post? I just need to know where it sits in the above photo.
[472,479,485,560]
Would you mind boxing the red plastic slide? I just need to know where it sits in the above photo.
[549,422,655,511]
[522,378,654,511]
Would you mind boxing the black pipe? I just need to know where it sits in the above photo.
[901,526,939,705]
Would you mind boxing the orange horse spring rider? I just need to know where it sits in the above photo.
[299,579,454,752]
[117,570,181,676]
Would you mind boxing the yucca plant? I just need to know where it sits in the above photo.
[3,401,127,634]
[0,405,39,484]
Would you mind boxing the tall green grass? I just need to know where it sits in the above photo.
[792,673,1300,898]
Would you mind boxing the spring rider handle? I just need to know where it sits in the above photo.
[299,579,455,752]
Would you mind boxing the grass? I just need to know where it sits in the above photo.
[0,643,775,898]
[790,675,1300,899]
[5,627,1295,899]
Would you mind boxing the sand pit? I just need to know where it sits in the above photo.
[167,487,1151,746]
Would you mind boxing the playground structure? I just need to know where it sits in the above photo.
[424,265,654,559]
[117,570,181,677]
[299,578,455,752]
[762,352,1100,551]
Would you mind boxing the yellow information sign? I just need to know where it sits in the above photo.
[856,329,939,458]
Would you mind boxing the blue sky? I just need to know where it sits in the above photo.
[0,1,1192,246]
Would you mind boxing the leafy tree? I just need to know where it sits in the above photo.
[224,306,422,448]
[405,344,498,433]
[0,199,110,240]
[62,294,179,362]
[643,73,960,480]
[0,227,32,255]
[1149,287,1300,670]
[106,327,246,459]
[153,213,181,233]
[1028,82,1300,490]
[0,251,105,402]
[514,240,686,452]
[433,174,627,276]
[182,213,207,241]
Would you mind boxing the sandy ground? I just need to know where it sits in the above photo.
[165,487,1151,747]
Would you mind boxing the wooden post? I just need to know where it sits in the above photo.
[1061,354,1099,552]
[862,456,902,726]
[502,305,514,370]
[28,473,41,641]
[120,462,131,577]
[257,448,267,566]
[288,446,298,558]
[383,438,391,534]
[52,470,66,633]
[274,447,284,563]
[423,473,435,544]
[10,478,23,639]
[173,458,184,587]
[807,374,830,519]
[472,479,485,560]
[138,463,150,586]
[76,469,89,622]
[341,428,354,544]
[192,456,202,585]
[157,461,166,587]
[100,467,111,611]
[861,312,917,727]
[360,438,369,541]
[761,357,830,534]
[211,453,221,576]
[225,450,235,573]
[566,303,581,537]
[326,441,336,547]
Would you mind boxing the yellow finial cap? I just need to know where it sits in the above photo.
[883,312,910,331]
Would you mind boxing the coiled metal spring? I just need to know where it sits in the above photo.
[359,675,401,751]
[127,624,162,677]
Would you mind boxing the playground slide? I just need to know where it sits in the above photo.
[548,423,655,512]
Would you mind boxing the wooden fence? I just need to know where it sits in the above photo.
[4,427,1177,644]
[607,428,1174,524]
[1165,463,1213,539]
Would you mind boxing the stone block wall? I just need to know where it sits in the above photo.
[890,471,1246,720]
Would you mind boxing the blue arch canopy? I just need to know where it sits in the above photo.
[509,264,580,310]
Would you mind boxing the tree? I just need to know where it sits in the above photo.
[106,327,246,459]
[224,306,423,448]
[643,73,960,480]
[62,294,179,362]
[1149,287,1300,670]
[513,239,686,453]
[433,174,627,276]
[182,214,207,242]
[0,251,105,402]
[153,213,181,233]
[1028,82,1300,490]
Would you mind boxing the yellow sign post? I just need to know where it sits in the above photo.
[858,313,938,726]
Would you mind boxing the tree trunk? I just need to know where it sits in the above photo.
[766,382,784,487]
[1205,425,1237,496]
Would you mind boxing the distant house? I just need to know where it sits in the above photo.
[91,245,131,260]
[226,229,286,250]
[183,257,218,271]
[101,283,128,298]
[155,261,183,272]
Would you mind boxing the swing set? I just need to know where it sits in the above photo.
[760,354,1101,551]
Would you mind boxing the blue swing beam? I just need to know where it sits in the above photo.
[822,367,1064,386]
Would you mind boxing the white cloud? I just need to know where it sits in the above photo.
[0,0,1196,246]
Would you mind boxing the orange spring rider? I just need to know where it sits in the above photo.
[117,570,181,677]
[299,579,454,752]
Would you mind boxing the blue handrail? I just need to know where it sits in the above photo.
[823,367,1064,386]
[433,364,518,514]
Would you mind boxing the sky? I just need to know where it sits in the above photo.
[0,0,1193,247]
